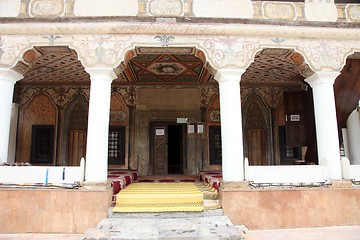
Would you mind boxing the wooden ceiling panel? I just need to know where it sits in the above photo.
[128,53,204,85]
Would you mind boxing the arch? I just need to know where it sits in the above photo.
[242,92,272,165]
[340,49,360,72]
[116,46,217,85]
[61,94,89,166]
[13,45,89,86]
[246,46,316,82]
[16,93,57,163]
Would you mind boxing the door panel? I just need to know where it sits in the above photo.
[284,91,307,147]
[283,90,318,164]
[68,130,87,166]
[247,129,267,165]
[153,126,168,175]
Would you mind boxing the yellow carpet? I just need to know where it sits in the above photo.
[113,182,204,212]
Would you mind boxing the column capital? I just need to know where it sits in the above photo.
[305,71,340,88]
[84,66,117,82]
[0,68,24,84]
[214,68,246,84]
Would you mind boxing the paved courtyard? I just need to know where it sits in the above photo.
[0,225,359,239]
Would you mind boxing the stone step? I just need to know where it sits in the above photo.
[82,209,245,240]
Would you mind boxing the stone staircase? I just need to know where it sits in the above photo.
[82,209,246,240]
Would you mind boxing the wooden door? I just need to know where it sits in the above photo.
[284,91,307,147]
[68,130,87,166]
[247,129,267,165]
[245,101,268,165]
[153,126,168,175]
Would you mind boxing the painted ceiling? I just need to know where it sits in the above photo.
[16,46,304,87]
[14,46,360,126]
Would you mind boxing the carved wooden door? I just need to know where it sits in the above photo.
[245,102,268,165]
[68,130,87,166]
[247,129,267,165]
[153,126,168,175]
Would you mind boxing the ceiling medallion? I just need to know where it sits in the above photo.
[148,63,186,75]
[39,66,54,73]
[161,66,176,73]
[268,68,279,74]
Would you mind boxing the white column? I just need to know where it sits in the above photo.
[214,69,245,182]
[305,71,342,180]
[0,68,23,163]
[85,67,116,182]
[8,103,19,163]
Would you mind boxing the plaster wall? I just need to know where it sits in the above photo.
[347,109,360,165]
[0,1,20,17]
[74,0,138,16]
[221,187,360,229]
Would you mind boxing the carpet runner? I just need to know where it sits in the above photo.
[113,182,204,213]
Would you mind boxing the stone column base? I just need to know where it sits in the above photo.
[220,180,251,190]
[329,179,353,188]
[82,181,112,190]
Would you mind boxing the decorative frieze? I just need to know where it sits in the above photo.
[17,0,75,18]
[298,40,350,71]
[200,86,218,109]
[150,0,183,16]
[198,37,260,69]
[263,2,296,21]
[15,85,90,107]
[30,0,64,17]
[138,0,194,17]
[256,87,284,109]
[112,86,137,108]
[71,35,132,67]
[346,4,360,22]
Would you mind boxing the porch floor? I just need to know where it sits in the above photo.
[1,225,360,240]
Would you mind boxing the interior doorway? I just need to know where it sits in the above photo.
[150,122,186,175]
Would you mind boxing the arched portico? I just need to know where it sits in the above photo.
[0,11,360,232]
[0,33,358,185]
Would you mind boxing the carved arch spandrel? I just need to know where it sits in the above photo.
[207,93,221,125]
[296,40,355,72]
[3,34,358,79]
[196,36,261,69]
[15,86,90,108]
[110,92,129,126]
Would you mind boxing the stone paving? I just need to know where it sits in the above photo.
[1,225,360,240]
[82,209,245,240]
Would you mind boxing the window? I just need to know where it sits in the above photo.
[30,125,54,164]
[209,126,222,165]
[279,126,302,165]
[108,126,126,165]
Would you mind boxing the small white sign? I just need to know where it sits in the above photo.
[290,115,300,122]
[155,128,165,136]
[188,124,195,134]
[197,123,204,133]
[177,118,188,123]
